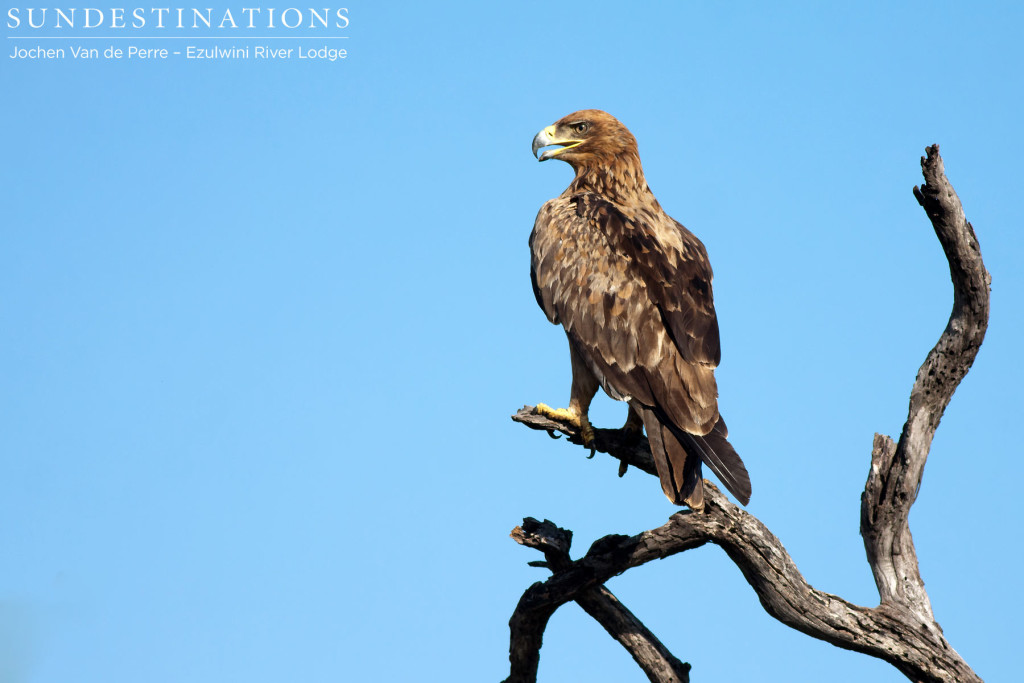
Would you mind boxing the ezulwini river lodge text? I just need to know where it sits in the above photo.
[9,43,347,61]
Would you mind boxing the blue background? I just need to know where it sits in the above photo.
[3,2,1021,681]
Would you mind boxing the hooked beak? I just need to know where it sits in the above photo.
[532,125,584,162]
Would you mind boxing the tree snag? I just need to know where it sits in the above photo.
[505,145,989,683]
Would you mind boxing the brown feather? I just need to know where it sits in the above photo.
[635,403,704,509]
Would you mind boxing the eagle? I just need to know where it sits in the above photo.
[529,109,751,510]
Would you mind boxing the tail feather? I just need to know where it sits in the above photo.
[677,421,751,506]
[637,403,752,507]
[635,404,704,509]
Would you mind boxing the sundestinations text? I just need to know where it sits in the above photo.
[6,7,350,30]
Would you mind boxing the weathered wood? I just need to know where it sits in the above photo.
[576,587,691,683]
[861,145,991,621]
[512,407,657,476]
[508,485,980,681]
[505,147,987,682]
[506,518,690,683]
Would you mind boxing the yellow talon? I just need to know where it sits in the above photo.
[535,403,596,457]
[580,418,595,448]
[534,403,581,426]
[577,414,596,458]
[532,403,598,456]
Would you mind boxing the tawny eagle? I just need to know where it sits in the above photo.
[529,109,751,510]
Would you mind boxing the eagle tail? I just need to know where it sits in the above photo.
[675,416,751,506]
[635,405,705,510]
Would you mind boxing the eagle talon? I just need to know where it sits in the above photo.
[579,419,596,453]
[586,447,596,459]
[534,402,581,427]
[546,429,561,440]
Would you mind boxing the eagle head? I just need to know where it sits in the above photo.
[532,110,639,167]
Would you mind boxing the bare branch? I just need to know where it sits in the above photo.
[575,587,691,683]
[506,519,690,683]
[861,145,991,620]
[506,146,987,682]
[508,486,979,682]
[512,407,657,476]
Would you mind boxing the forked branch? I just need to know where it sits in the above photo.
[506,146,988,682]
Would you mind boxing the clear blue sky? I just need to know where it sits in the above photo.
[2,2,1021,681]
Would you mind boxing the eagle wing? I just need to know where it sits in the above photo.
[530,192,722,435]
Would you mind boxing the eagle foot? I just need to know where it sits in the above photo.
[535,403,596,457]
[534,403,580,425]
[580,417,596,458]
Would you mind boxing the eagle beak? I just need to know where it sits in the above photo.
[532,125,583,162]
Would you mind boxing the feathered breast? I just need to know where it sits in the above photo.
[530,192,723,434]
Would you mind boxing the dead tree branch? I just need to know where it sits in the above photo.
[506,146,988,682]
[862,147,991,624]
[507,519,691,683]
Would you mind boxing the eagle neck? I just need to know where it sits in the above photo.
[567,154,653,206]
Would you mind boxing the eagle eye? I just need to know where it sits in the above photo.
[572,122,590,134]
